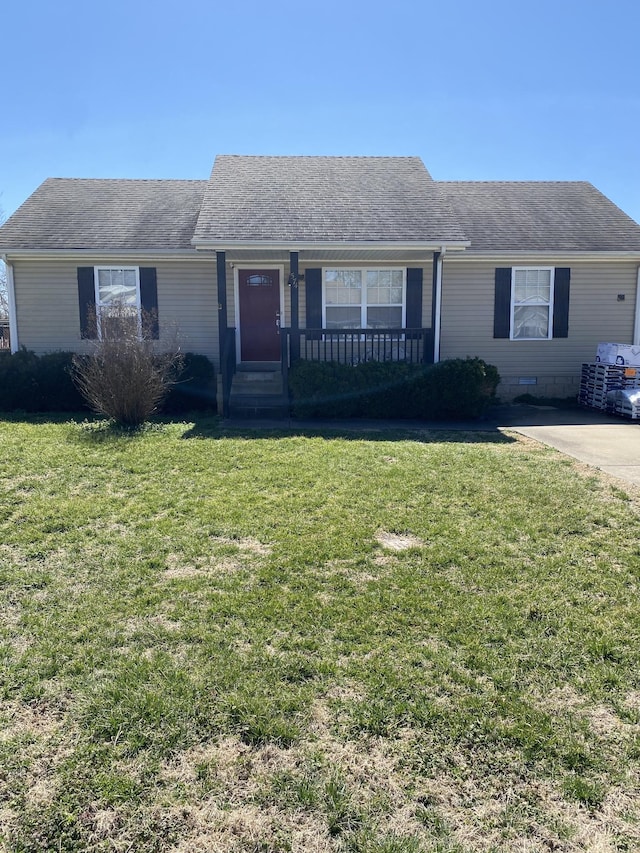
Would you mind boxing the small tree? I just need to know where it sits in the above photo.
[71,303,183,427]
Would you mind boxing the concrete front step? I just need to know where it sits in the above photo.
[228,395,290,419]
[231,371,283,397]
[228,368,288,417]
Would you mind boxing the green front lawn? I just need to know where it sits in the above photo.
[1,417,639,852]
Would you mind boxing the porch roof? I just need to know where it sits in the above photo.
[193,156,469,249]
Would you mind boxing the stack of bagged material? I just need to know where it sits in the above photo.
[596,342,640,367]
[578,362,640,410]
[606,388,640,419]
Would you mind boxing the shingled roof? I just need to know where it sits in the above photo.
[192,155,468,246]
[0,178,207,250]
[2,163,639,255]
[439,181,640,252]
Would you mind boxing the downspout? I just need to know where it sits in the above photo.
[1,255,18,353]
[634,266,640,346]
[433,247,446,363]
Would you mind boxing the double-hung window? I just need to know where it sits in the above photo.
[324,268,405,329]
[511,267,554,340]
[94,267,141,338]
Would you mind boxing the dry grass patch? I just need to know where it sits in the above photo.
[0,700,65,742]
[170,803,334,853]
[375,530,424,551]
[372,551,400,568]
[535,685,640,738]
[623,691,640,713]
[322,557,381,588]
[157,723,429,852]
[163,537,271,579]
[419,768,640,852]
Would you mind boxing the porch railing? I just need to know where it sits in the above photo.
[280,327,433,386]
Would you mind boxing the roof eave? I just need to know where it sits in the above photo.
[450,249,640,261]
[0,247,202,259]
[191,238,470,252]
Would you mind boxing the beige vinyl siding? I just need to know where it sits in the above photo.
[154,260,218,364]
[12,257,219,367]
[441,258,639,397]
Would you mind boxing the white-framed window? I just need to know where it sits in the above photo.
[323,268,405,329]
[94,266,141,338]
[511,267,554,340]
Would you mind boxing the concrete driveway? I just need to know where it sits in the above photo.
[496,406,640,487]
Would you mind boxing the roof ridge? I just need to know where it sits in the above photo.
[215,154,424,160]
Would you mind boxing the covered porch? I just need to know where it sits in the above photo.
[214,248,444,417]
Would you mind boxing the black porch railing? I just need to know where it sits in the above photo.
[219,327,433,416]
[280,327,433,386]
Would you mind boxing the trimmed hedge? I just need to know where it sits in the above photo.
[289,357,500,420]
[0,350,86,412]
[0,349,217,415]
[163,352,217,413]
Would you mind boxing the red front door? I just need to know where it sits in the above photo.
[238,269,281,361]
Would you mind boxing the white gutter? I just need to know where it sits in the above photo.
[1,256,19,353]
[433,247,446,363]
[191,239,470,252]
[0,248,204,259]
[446,250,640,262]
[634,266,640,346]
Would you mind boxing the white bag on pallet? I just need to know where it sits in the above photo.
[596,343,640,367]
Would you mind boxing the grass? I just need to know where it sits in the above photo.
[1,415,640,851]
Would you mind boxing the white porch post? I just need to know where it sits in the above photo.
[2,259,19,353]
[634,266,640,346]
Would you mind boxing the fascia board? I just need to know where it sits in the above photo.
[0,248,206,261]
[191,239,470,252]
[445,250,640,263]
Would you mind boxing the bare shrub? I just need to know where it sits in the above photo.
[71,303,183,427]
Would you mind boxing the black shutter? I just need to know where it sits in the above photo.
[77,267,97,339]
[493,268,512,338]
[552,267,570,338]
[406,268,423,339]
[305,268,322,340]
[140,267,159,339]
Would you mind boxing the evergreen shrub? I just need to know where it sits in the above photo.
[0,349,86,412]
[289,357,499,420]
[162,352,216,413]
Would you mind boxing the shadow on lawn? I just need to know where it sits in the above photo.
[180,417,517,444]
[0,411,516,445]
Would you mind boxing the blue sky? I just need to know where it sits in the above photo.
[2,0,639,222]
